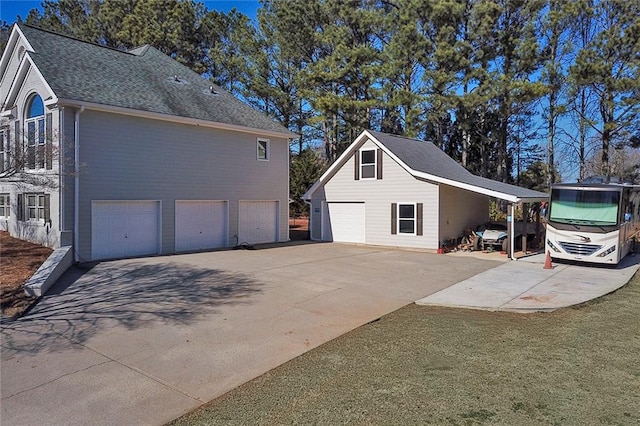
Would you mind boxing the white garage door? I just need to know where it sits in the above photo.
[238,201,278,245]
[175,201,227,252]
[92,201,160,260]
[322,202,365,243]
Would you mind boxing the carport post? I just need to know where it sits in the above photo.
[522,203,528,254]
[507,203,515,260]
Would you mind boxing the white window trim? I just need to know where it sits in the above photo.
[25,193,46,222]
[0,193,10,219]
[257,138,270,161]
[397,202,417,236]
[360,149,377,180]
[25,115,46,170]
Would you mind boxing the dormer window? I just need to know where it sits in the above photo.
[360,149,376,179]
[354,147,383,180]
[25,94,49,170]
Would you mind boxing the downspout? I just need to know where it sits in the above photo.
[73,106,84,262]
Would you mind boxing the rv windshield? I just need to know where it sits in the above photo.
[549,189,620,226]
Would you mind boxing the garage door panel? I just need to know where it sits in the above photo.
[175,201,227,252]
[323,202,365,243]
[238,201,278,245]
[92,201,160,260]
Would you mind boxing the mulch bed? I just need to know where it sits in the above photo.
[1,231,52,318]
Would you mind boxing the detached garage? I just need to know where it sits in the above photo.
[91,201,161,260]
[303,130,548,257]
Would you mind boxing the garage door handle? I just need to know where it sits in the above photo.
[125,233,128,239]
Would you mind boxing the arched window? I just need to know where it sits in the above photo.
[25,94,47,169]
[27,94,44,118]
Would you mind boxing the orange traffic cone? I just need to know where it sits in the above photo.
[543,251,553,269]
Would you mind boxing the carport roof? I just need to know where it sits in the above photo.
[304,130,548,203]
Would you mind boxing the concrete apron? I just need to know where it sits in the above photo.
[416,252,640,312]
[1,243,501,426]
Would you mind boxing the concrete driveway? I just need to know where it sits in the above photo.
[1,242,500,426]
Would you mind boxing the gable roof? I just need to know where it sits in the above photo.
[2,25,295,138]
[304,130,548,203]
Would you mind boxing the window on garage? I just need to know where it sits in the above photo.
[398,204,416,234]
[391,202,423,236]
[360,149,376,179]
[355,148,382,180]
[257,138,269,161]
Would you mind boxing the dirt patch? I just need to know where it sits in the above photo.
[1,231,52,318]
[289,217,309,241]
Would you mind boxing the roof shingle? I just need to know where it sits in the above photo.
[368,131,548,200]
[20,25,294,136]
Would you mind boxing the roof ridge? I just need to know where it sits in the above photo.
[22,24,135,56]
[370,130,436,145]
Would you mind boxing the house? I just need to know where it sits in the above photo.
[0,24,296,262]
[303,130,548,256]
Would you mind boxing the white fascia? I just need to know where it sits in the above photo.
[302,129,376,201]
[302,129,540,204]
[0,25,35,82]
[3,53,58,113]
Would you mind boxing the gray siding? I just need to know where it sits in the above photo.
[60,106,76,245]
[313,138,440,249]
[76,110,289,260]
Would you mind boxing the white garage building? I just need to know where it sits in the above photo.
[303,130,548,257]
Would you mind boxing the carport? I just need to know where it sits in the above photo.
[481,191,549,260]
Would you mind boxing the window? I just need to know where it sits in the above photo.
[398,204,416,234]
[18,193,49,222]
[0,194,9,218]
[355,148,382,180]
[391,202,423,236]
[0,127,8,173]
[360,149,376,179]
[257,138,269,161]
[25,94,46,169]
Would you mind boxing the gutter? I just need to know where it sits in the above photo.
[73,106,84,262]
[55,98,298,140]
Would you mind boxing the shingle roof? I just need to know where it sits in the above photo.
[368,131,549,200]
[19,25,294,136]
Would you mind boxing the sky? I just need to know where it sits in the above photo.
[0,0,260,23]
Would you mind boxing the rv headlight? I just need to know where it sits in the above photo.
[596,246,616,257]
[547,239,561,253]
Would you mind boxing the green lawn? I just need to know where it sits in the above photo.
[170,273,640,425]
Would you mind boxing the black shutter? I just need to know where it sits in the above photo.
[391,203,397,234]
[377,148,383,180]
[354,151,360,180]
[44,194,51,222]
[17,193,24,221]
[417,203,423,236]
[45,113,53,169]
[14,121,21,170]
